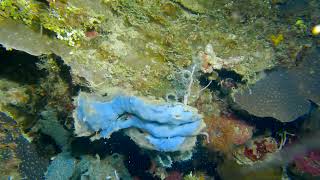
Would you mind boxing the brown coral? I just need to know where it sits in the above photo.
[204,115,253,153]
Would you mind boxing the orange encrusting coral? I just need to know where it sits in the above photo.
[204,115,253,153]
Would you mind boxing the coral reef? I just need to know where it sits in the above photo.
[77,153,131,180]
[233,68,310,122]
[0,0,296,98]
[0,0,104,46]
[233,137,279,165]
[35,108,71,148]
[155,154,173,168]
[233,47,320,122]
[0,47,75,178]
[45,152,131,180]
[205,115,253,153]
[0,79,31,121]
[0,0,319,179]
[0,45,73,123]
[45,153,76,180]
[195,44,244,73]
[74,91,205,152]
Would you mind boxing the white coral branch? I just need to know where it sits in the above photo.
[183,65,196,105]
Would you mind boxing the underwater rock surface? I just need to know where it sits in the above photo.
[1,0,320,179]
[74,92,205,152]
[0,112,49,179]
[233,47,320,122]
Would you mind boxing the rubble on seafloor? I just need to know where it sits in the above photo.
[0,0,320,179]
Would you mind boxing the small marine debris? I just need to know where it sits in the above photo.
[270,34,284,46]
[197,44,244,73]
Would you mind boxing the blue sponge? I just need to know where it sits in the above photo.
[74,93,205,152]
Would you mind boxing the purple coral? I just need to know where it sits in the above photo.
[294,150,320,176]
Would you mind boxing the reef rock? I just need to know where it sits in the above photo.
[73,92,205,152]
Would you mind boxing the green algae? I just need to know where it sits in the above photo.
[0,0,104,46]
[0,0,40,26]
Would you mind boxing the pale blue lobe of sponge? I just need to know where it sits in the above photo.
[74,93,205,152]
[145,135,186,152]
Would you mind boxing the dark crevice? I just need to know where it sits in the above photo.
[170,142,223,180]
[0,45,46,84]
[231,103,315,137]
[169,0,206,15]
[199,68,244,97]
